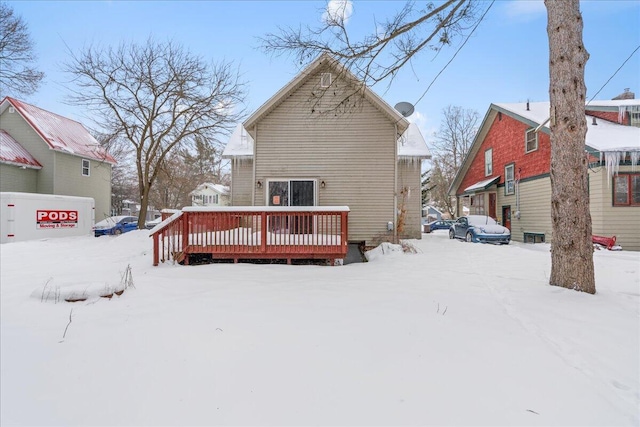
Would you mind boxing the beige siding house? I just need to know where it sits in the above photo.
[190,183,230,206]
[450,98,640,250]
[222,54,430,247]
[0,97,116,221]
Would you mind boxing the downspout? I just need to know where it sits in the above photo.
[252,125,257,206]
[394,123,398,242]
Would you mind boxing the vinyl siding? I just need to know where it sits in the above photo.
[252,67,397,245]
[53,152,112,220]
[397,159,423,239]
[504,176,553,243]
[0,108,112,221]
[1,108,55,193]
[230,158,253,206]
[0,164,37,192]
[589,166,640,250]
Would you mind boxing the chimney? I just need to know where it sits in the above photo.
[612,88,635,100]
[592,117,597,126]
[526,100,530,111]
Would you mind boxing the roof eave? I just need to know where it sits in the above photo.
[243,53,409,135]
[0,160,42,169]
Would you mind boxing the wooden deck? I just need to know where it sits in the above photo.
[150,206,349,266]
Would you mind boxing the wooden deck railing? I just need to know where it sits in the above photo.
[150,206,349,266]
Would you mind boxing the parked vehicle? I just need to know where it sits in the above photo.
[145,217,162,230]
[449,215,510,244]
[426,220,455,233]
[93,216,138,237]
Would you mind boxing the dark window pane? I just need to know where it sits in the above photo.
[614,176,629,205]
[291,180,314,206]
[268,181,288,206]
[631,175,640,204]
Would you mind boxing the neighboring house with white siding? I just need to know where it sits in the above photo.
[449,95,640,250]
[222,54,430,247]
[190,183,230,206]
[0,97,116,221]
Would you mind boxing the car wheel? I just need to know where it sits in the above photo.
[113,228,122,235]
[449,229,455,239]
[466,232,473,243]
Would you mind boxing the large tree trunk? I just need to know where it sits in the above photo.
[545,0,595,294]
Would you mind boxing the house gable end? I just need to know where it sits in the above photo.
[244,54,409,136]
[451,105,552,197]
[0,97,117,164]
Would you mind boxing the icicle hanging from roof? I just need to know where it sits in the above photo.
[631,151,639,172]
[604,151,625,186]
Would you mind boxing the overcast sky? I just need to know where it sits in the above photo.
[8,0,640,141]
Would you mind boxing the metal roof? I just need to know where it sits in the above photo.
[0,130,42,169]
[0,97,116,164]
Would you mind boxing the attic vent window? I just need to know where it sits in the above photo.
[8,107,15,113]
[320,73,332,88]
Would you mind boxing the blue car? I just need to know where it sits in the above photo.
[426,220,455,233]
[449,215,510,244]
[93,215,138,237]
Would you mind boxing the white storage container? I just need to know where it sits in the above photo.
[1,192,95,243]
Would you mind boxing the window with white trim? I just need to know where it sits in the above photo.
[505,164,515,196]
[471,194,485,215]
[484,148,493,176]
[613,173,640,206]
[82,159,90,177]
[525,129,538,153]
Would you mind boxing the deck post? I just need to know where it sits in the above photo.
[260,212,267,253]
[153,232,159,266]
[182,212,189,265]
[341,211,348,253]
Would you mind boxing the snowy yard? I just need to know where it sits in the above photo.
[1,230,638,426]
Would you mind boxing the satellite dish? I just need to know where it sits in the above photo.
[394,101,415,117]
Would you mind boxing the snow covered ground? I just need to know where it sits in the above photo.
[1,230,638,426]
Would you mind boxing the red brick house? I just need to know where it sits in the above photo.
[449,96,640,250]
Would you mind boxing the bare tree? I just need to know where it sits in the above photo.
[149,153,196,210]
[545,0,595,294]
[64,38,245,227]
[182,136,229,186]
[0,3,44,96]
[432,105,478,169]
[429,105,478,217]
[261,0,481,89]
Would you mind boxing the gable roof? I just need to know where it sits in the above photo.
[450,101,640,195]
[494,101,640,153]
[398,122,431,159]
[242,53,409,135]
[0,97,116,164]
[221,123,254,159]
[190,183,230,196]
[0,130,42,169]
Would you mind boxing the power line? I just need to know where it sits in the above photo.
[588,44,640,104]
[413,0,495,108]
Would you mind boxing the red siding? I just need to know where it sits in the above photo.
[586,110,629,125]
[457,113,551,195]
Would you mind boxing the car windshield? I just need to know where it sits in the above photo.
[467,215,498,226]
[94,216,130,227]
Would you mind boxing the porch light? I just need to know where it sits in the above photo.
[256,180,263,189]
[321,180,326,188]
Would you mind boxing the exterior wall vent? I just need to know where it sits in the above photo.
[320,73,332,88]
[8,107,15,113]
